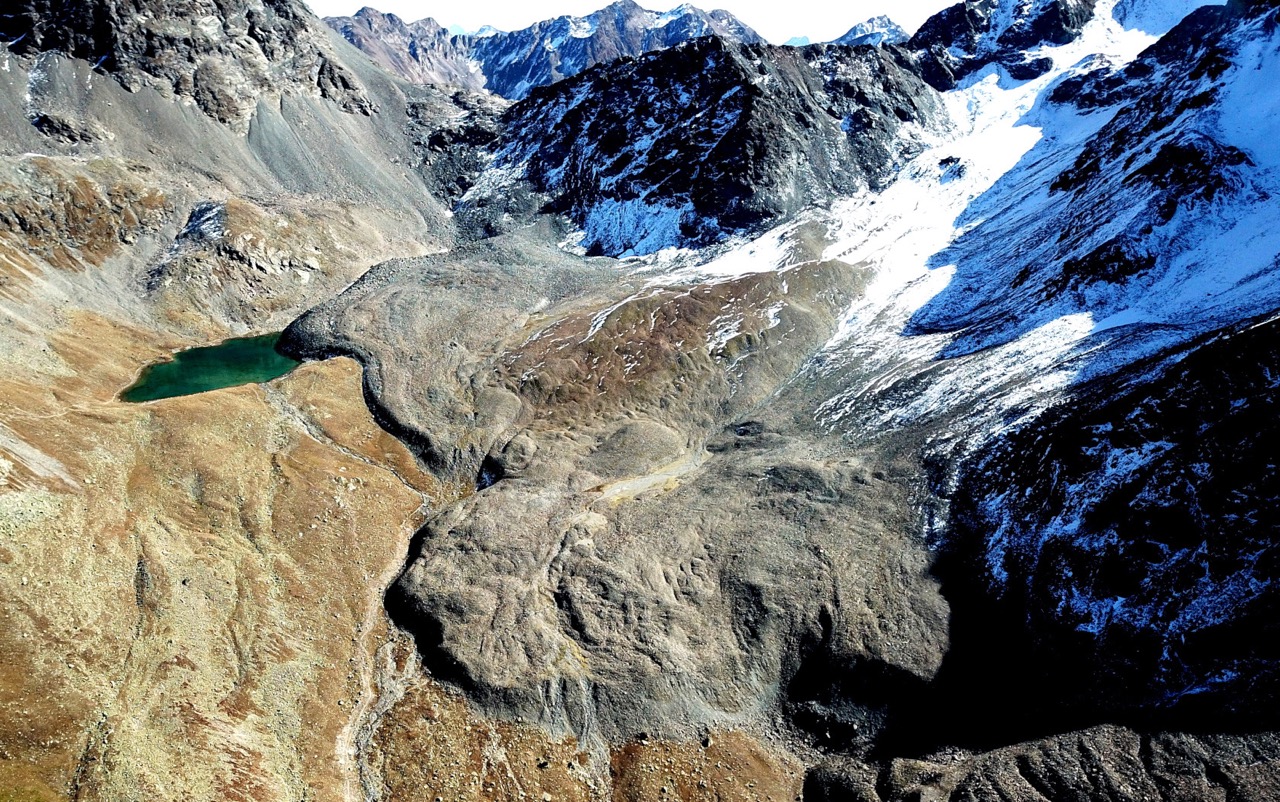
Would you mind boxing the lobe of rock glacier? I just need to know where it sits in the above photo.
[282,0,1280,762]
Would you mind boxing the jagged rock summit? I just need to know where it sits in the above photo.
[325,7,484,91]
[325,0,763,99]
[833,14,911,46]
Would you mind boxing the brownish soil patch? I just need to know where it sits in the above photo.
[0,157,171,281]
[610,731,803,802]
[369,635,597,802]
[0,313,428,802]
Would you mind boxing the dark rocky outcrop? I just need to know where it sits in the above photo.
[1050,3,1233,108]
[933,316,1280,733]
[812,726,1280,801]
[404,88,506,205]
[1,0,373,128]
[909,0,1099,89]
[931,727,1280,802]
[469,37,946,255]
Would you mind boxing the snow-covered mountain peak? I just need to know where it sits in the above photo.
[833,15,910,46]
[329,2,762,99]
[654,2,699,23]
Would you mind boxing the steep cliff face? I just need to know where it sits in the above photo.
[1,0,372,128]
[325,9,486,92]
[867,0,1280,735]
[794,0,1280,762]
[465,37,946,255]
[910,0,1100,87]
[325,0,762,100]
[943,314,1280,724]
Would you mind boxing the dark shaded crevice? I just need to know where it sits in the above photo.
[68,714,109,802]
[1013,753,1059,802]
[475,453,505,491]
[132,558,149,609]
[875,489,1280,762]
[789,648,933,756]
[872,539,1108,756]
[383,571,473,691]
[803,762,880,802]
[1204,763,1235,797]
[358,370,448,469]
[1138,733,1162,797]
[552,582,598,647]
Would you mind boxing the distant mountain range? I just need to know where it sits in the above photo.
[325,2,913,99]
[326,0,763,99]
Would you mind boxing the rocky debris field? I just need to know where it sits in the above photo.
[3,0,1280,799]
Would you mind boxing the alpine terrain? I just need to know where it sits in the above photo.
[325,2,762,98]
[2,0,1280,799]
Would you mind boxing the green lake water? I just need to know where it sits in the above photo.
[121,333,301,402]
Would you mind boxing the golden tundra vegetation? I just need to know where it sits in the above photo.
[0,153,801,801]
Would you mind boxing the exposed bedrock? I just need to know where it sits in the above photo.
[466,37,948,255]
[1,0,372,129]
[812,725,1280,801]
[910,0,1100,89]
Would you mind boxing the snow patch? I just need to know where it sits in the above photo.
[581,198,696,258]
[1214,21,1280,171]
[569,16,598,38]
[652,5,698,29]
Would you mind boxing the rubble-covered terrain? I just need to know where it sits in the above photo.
[4,0,1280,799]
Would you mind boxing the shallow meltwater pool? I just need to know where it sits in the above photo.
[121,333,301,402]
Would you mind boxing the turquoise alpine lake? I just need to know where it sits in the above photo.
[121,333,301,402]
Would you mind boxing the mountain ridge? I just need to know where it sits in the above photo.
[326,1,764,99]
[0,0,375,129]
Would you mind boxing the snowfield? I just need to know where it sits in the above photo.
[617,0,1280,469]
